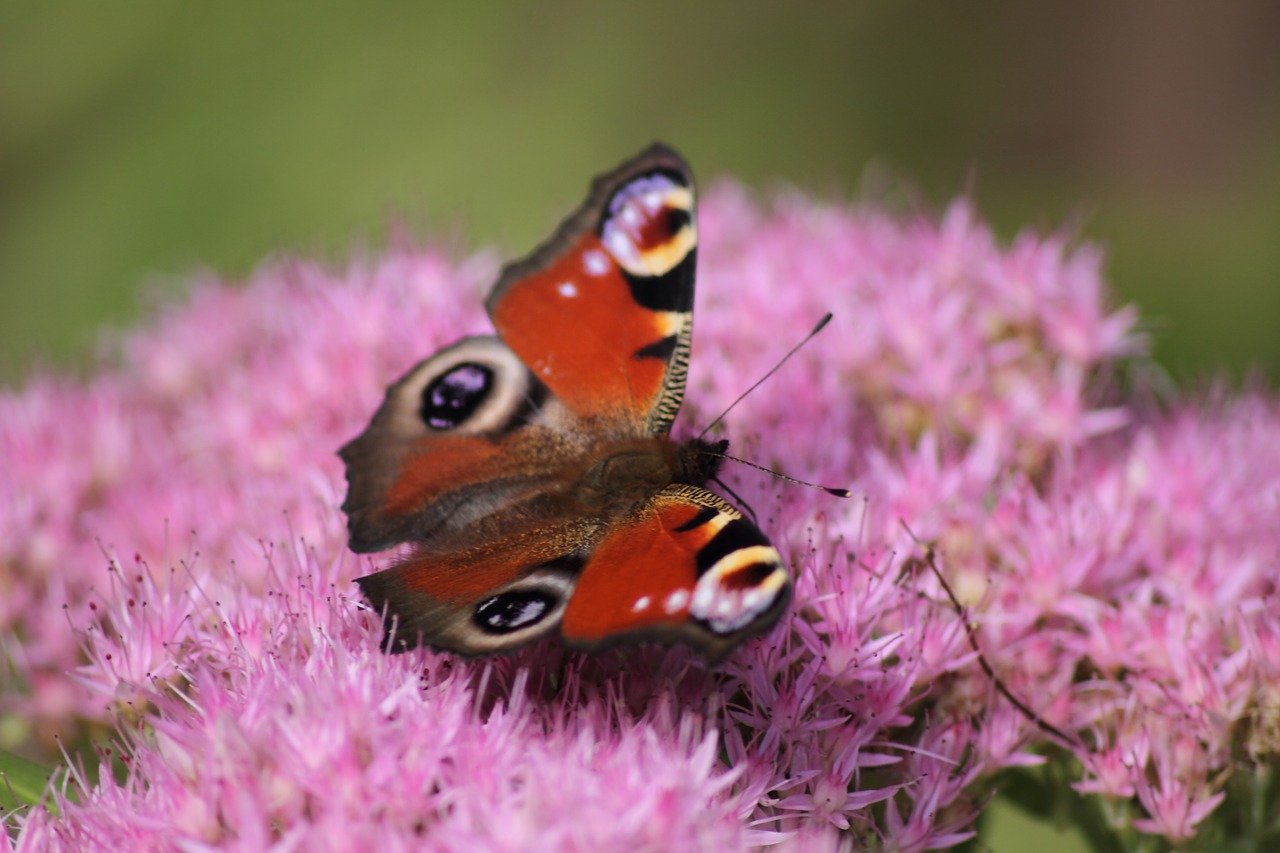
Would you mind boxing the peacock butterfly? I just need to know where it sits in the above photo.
[340,144,790,661]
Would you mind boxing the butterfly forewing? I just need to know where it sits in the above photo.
[486,144,696,436]
[339,336,580,554]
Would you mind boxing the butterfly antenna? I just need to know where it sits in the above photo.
[698,313,833,440]
[704,447,852,498]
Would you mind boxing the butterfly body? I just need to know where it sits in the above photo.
[341,145,789,661]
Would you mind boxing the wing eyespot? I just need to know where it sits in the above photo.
[473,589,557,634]
[600,175,695,279]
[463,565,579,645]
[380,336,551,438]
[662,206,692,237]
[421,363,494,430]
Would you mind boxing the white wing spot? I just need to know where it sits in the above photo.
[691,585,713,613]
[583,250,610,277]
[632,596,651,613]
[556,281,579,298]
[663,589,690,614]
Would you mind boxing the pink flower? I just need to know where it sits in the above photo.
[1131,731,1227,842]
[4,175,1276,849]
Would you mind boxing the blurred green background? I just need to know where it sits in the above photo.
[4,2,1280,388]
[3,2,1279,847]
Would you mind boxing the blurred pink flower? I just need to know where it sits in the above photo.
[3,178,1276,849]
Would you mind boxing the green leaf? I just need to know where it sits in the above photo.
[0,749,57,814]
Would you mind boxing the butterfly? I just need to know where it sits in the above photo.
[340,144,790,661]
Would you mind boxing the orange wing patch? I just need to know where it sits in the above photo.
[487,146,696,435]
[561,485,789,657]
[490,230,685,426]
[383,435,511,515]
[381,527,580,605]
[560,494,706,639]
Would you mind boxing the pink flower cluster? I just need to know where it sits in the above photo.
[3,180,1277,849]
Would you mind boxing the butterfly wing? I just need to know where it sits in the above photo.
[340,336,581,554]
[486,144,697,436]
[355,519,602,654]
[342,335,600,654]
[561,485,790,662]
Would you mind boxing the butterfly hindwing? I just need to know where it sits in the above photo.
[486,144,696,435]
[355,520,600,654]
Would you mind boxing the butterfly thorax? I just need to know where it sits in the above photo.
[571,436,725,516]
